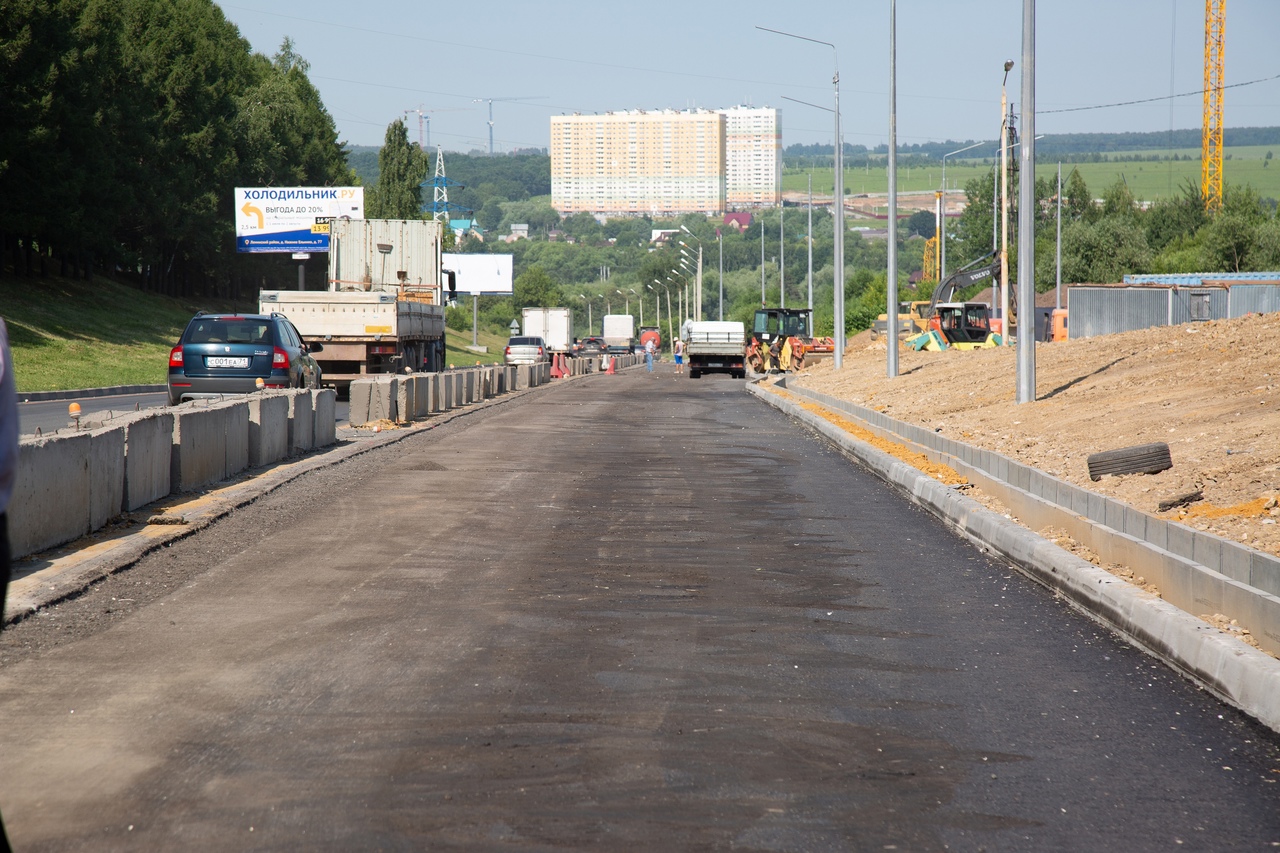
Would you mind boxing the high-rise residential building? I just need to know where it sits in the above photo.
[551,110,725,217]
[720,106,782,208]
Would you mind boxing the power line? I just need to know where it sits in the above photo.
[1041,71,1280,115]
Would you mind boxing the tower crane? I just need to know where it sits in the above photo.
[470,96,546,155]
[1202,0,1225,211]
[402,105,470,150]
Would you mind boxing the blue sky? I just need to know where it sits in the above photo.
[218,1,1280,153]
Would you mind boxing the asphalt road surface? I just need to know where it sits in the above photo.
[2,365,1278,851]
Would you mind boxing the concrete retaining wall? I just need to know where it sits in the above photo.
[124,411,174,512]
[248,395,289,468]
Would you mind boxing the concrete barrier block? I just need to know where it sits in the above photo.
[124,410,174,511]
[442,374,455,409]
[313,388,337,446]
[220,400,249,478]
[1166,522,1195,562]
[288,390,315,455]
[89,425,126,530]
[9,433,92,559]
[516,364,531,390]
[1219,542,1253,585]
[171,406,228,493]
[1192,530,1225,576]
[349,378,374,426]
[248,394,289,467]
[1253,551,1280,599]
[423,374,440,414]
[464,370,476,404]
[396,375,416,423]
[411,376,429,418]
[453,373,464,405]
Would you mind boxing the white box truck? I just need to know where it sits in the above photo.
[601,314,635,354]
[259,219,447,393]
[682,320,747,379]
[521,307,573,353]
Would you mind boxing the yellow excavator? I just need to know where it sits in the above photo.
[907,251,1009,351]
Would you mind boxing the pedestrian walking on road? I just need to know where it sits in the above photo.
[673,338,685,375]
[644,336,656,374]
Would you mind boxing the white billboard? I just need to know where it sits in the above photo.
[442,253,514,295]
[235,187,364,253]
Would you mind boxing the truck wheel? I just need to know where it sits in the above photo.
[1086,442,1173,481]
[689,369,701,379]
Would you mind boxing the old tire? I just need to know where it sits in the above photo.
[1086,442,1172,481]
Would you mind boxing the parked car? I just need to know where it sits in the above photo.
[577,336,607,357]
[503,335,550,365]
[167,312,322,406]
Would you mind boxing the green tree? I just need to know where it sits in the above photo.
[513,265,562,308]
[367,119,426,219]
[1060,217,1151,283]
[1063,169,1095,222]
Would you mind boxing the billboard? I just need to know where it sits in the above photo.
[235,187,364,253]
[442,253,514,295]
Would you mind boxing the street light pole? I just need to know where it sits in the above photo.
[940,140,985,282]
[1016,0,1037,403]
[756,25,841,366]
[807,174,814,334]
[1000,59,1014,347]
[886,0,898,378]
[718,230,724,321]
[779,204,785,309]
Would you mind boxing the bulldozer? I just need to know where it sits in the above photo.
[745,307,835,373]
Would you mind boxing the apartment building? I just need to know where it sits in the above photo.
[720,106,782,208]
[551,109,726,217]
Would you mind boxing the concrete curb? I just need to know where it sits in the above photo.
[19,384,167,403]
[3,375,574,626]
[748,382,1280,734]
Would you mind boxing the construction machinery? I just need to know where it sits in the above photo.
[744,307,835,373]
[903,251,1010,351]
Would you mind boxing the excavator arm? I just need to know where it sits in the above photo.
[929,250,1003,316]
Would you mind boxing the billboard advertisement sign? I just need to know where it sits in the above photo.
[441,253,514,295]
[235,187,364,253]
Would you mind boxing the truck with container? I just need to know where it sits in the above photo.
[601,314,635,354]
[682,320,747,379]
[258,218,447,394]
[521,307,573,353]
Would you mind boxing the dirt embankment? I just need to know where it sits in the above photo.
[792,311,1280,559]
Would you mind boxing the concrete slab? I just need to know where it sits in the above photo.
[248,395,289,467]
[171,405,228,493]
[89,426,126,530]
[313,388,337,447]
[288,390,315,455]
[10,433,92,559]
[124,411,174,512]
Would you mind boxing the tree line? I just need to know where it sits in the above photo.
[0,0,354,296]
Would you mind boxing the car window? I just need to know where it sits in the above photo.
[278,321,301,349]
[187,318,271,345]
[508,337,541,346]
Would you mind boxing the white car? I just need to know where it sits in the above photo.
[503,336,550,365]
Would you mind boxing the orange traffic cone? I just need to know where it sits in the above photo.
[605,355,615,375]
[551,353,565,379]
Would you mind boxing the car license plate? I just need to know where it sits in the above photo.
[206,356,250,368]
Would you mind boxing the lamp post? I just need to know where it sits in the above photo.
[578,293,592,334]
[717,230,724,321]
[940,140,986,281]
[808,173,814,334]
[1000,59,1014,347]
[630,288,640,325]
[886,0,898,378]
[756,25,842,368]
[1016,0,1036,403]
[680,225,703,321]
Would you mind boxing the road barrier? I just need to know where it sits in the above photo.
[10,389,335,560]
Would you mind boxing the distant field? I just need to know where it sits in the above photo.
[783,144,1280,201]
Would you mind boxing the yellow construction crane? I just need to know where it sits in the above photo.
[1202,0,1226,211]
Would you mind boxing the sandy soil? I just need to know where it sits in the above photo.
[789,311,1280,560]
